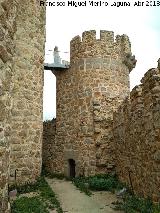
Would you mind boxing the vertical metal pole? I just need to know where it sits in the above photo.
[15,169,18,188]
[128,170,134,195]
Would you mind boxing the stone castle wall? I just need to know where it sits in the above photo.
[50,30,136,176]
[42,119,56,172]
[113,67,160,201]
[9,0,45,184]
[0,0,45,211]
[0,0,18,211]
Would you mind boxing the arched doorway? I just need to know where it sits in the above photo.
[68,159,76,178]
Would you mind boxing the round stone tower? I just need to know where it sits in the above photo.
[53,30,136,176]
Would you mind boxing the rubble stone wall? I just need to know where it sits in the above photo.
[50,30,135,176]
[9,0,45,184]
[0,1,45,211]
[113,67,160,201]
[0,0,18,211]
[42,119,56,172]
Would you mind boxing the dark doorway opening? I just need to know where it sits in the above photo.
[68,159,76,178]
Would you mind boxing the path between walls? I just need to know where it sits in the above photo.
[46,178,123,213]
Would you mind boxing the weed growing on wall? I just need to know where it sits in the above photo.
[42,166,72,181]
[41,166,68,180]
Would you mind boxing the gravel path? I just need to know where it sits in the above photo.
[46,178,123,213]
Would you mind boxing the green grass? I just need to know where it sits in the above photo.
[11,176,63,213]
[73,176,92,196]
[72,173,160,212]
[11,197,49,213]
[114,195,160,213]
[13,172,160,213]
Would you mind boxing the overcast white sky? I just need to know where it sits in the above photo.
[43,2,160,120]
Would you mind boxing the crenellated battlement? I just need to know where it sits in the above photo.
[70,30,132,64]
[141,67,160,84]
[70,30,130,46]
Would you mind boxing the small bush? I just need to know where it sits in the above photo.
[72,173,124,195]
[88,174,124,192]
[89,177,115,191]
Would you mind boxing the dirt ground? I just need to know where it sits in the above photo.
[46,178,123,213]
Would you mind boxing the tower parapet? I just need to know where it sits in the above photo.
[70,30,136,72]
